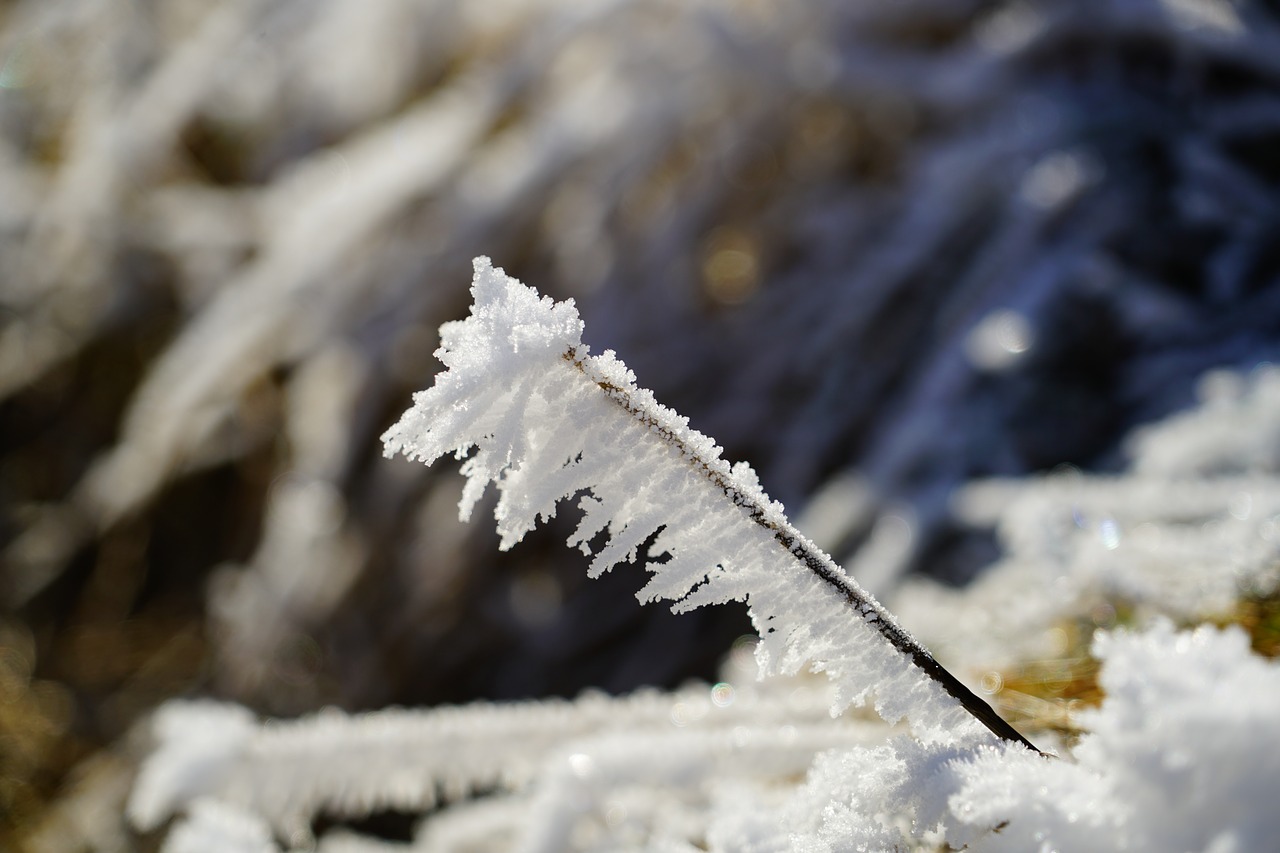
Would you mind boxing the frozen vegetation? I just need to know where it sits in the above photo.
[129,262,1280,852]
[3,0,1280,850]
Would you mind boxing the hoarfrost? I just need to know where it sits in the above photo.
[768,621,1280,853]
[382,258,1000,744]
[9,0,1280,848]
[131,342,1280,851]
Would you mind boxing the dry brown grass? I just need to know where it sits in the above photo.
[991,591,1280,741]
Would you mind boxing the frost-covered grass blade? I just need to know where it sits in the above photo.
[382,257,1038,751]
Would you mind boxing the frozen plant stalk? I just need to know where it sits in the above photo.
[383,257,1036,750]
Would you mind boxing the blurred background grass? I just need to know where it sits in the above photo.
[4,0,1280,848]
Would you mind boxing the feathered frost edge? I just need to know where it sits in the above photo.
[381,257,1035,749]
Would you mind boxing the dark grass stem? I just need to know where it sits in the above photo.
[565,350,1042,754]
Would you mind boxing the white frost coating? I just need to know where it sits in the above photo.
[160,799,280,853]
[382,258,989,743]
[762,620,1280,853]
[130,357,1280,852]
[126,682,839,842]
[907,375,1280,676]
[950,620,1280,852]
[1129,366,1280,476]
[128,701,257,832]
[515,724,879,853]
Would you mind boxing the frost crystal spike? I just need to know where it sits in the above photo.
[383,257,1038,750]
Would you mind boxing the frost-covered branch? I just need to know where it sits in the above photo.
[382,258,1037,751]
[131,619,1280,853]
